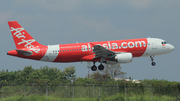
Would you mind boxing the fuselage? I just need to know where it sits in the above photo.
[8,38,174,63]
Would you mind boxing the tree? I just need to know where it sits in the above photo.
[91,64,126,83]
[103,64,126,78]
[91,72,111,83]
[75,77,95,84]
[63,66,76,81]
[0,65,77,85]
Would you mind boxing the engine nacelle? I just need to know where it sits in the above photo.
[109,53,133,63]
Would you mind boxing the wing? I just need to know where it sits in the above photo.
[91,44,118,59]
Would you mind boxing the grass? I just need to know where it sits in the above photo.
[1,93,178,101]
[1,95,95,101]
[1,85,179,101]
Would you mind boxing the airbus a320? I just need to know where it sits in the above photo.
[7,21,174,71]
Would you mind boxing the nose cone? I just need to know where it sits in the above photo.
[168,44,175,52]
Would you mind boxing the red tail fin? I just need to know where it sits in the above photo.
[8,21,41,49]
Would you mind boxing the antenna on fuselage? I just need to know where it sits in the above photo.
[76,41,78,43]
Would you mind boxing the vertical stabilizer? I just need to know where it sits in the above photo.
[8,21,41,49]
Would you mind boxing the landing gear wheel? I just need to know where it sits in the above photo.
[98,64,104,70]
[91,65,97,71]
[151,62,156,66]
[150,56,156,66]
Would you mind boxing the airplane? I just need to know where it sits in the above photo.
[7,21,174,71]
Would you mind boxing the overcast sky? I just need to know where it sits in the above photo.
[1,0,179,81]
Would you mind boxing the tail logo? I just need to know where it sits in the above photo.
[11,27,25,38]
[10,27,40,53]
[18,39,35,48]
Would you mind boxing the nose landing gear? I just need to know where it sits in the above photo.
[151,62,156,66]
[150,56,156,66]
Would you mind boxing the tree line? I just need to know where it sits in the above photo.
[0,66,76,85]
[1,65,180,97]
[0,65,180,87]
[0,64,127,86]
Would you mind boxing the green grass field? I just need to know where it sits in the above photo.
[1,93,178,101]
[1,84,179,101]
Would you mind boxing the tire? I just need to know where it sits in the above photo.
[151,62,156,66]
[91,65,97,71]
[98,64,104,70]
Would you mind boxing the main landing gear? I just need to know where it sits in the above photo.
[91,62,104,71]
[150,56,156,66]
[98,64,104,70]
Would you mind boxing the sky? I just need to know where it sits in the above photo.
[0,0,179,81]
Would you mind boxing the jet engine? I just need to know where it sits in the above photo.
[109,53,133,63]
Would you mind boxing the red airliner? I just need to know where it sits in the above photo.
[7,21,174,71]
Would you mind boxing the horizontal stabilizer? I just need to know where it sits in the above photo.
[16,49,32,56]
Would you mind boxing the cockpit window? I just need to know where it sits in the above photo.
[162,41,167,44]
